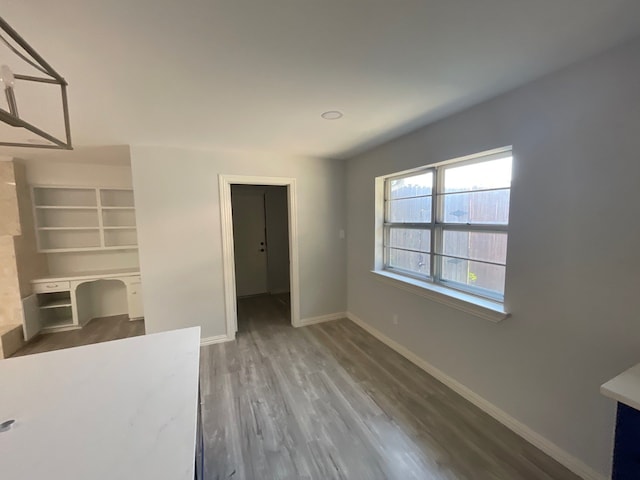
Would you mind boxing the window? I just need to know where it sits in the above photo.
[382,149,512,303]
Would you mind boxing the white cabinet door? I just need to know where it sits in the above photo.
[22,294,42,341]
[127,282,144,320]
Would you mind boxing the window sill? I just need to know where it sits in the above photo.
[370,270,510,323]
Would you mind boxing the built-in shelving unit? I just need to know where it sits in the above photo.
[37,291,74,331]
[32,186,138,253]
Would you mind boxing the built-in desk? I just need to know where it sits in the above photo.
[0,327,201,480]
[25,269,143,339]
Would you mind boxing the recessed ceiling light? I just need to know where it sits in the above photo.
[321,110,343,120]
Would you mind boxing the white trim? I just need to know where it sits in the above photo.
[200,333,235,346]
[218,175,301,338]
[374,147,512,309]
[293,312,346,328]
[382,147,513,178]
[346,311,606,480]
[371,270,509,322]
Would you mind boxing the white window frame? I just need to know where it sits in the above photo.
[373,147,512,322]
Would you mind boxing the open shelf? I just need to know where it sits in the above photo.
[104,228,138,248]
[36,206,99,210]
[33,187,97,207]
[33,186,139,253]
[38,291,71,305]
[39,229,101,251]
[40,298,73,309]
[38,227,100,231]
[101,189,135,207]
[102,209,136,228]
[41,311,75,330]
[44,317,74,328]
[36,208,99,229]
[37,291,75,330]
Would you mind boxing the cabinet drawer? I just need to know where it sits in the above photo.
[33,281,70,293]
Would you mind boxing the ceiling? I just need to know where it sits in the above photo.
[2,0,640,161]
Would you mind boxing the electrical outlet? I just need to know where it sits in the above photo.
[392,314,399,325]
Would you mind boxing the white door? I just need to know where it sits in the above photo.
[231,186,268,297]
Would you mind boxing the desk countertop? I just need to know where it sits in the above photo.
[0,327,201,480]
[32,268,141,283]
[601,363,640,411]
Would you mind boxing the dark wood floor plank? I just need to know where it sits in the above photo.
[200,295,581,480]
[11,315,145,357]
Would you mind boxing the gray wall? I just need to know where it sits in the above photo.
[345,36,640,477]
[130,147,346,339]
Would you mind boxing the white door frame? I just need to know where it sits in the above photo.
[219,175,300,336]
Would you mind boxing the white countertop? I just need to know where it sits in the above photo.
[0,327,201,480]
[601,363,640,411]
[32,268,141,283]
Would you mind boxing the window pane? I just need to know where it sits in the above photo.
[440,189,510,224]
[440,256,505,297]
[390,172,433,199]
[388,197,432,223]
[387,248,430,276]
[443,156,512,193]
[442,230,507,264]
[388,227,431,253]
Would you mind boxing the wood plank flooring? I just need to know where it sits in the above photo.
[11,315,145,357]
[200,295,580,480]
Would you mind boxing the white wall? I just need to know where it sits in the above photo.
[346,36,640,477]
[22,160,134,188]
[130,147,346,339]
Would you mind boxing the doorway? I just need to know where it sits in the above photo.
[219,175,300,338]
[231,185,290,298]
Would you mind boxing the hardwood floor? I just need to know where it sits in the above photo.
[199,295,580,480]
[11,315,145,357]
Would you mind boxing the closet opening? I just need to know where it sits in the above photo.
[219,175,300,338]
[231,185,291,331]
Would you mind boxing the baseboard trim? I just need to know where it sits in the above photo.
[293,312,346,328]
[346,311,606,480]
[200,333,235,346]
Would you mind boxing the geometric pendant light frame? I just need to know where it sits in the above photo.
[0,16,72,149]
